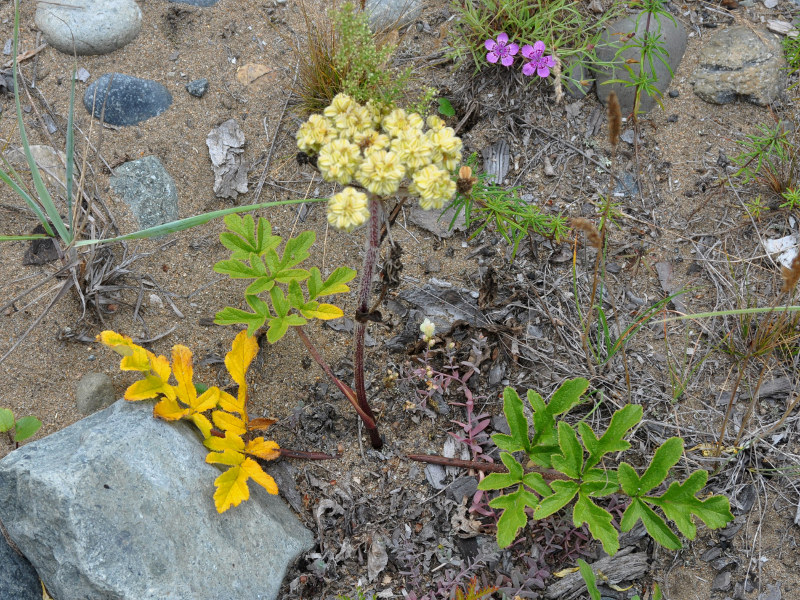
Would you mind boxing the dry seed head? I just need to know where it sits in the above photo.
[457,165,478,196]
[781,252,800,293]
[570,217,602,249]
[607,91,621,148]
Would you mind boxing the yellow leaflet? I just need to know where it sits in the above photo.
[303,303,344,320]
[212,465,251,512]
[206,448,244,467]
[225,330,258,390]
[195,387,221,413]
[125,375,174,401]
[190,413,213,439]
[148,352,172,385]
[153,397,188,421]
[97,331,151,372]
[609,583,633,592]
[204,431,245,453]
[212,410,247,436]
[241,457,278,495]
[690,443,740,456]
[248,417,278,431]
[171,345,197,406]
[245,437,280,461]
[553,567,579,578]
[217,389,244,416]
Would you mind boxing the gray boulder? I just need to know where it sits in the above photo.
[594,10,688,114]
[0,399,313,600]
[35,0,141,56]
[366,0,423,31]
[692,26,785,106]
[110,155,178,230]
[0,532,40,600]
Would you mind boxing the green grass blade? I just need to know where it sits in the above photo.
[0,234,49,241]
[73,198,326,247]
[65,64,76,227]
[11,2,71,243]
[0,167,50,229]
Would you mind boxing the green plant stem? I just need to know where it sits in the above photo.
[353,196,383,449]
[293,326,376,430]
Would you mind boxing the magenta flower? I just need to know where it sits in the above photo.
[485,33,519,67]
[521,41,556,78]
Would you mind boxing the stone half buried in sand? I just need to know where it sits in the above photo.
[0,399,313,600]
[84,73,172,126]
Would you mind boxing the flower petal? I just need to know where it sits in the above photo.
[544,55,556,68]
[520,44,534,59]
[485,39,496,51]
[533,40,546,55]
[522,62,536,77]
[487,51,499,64]
[497,32,509,44]
[537,65,551,78]
[501,54,514,67]
[507,43,519,56]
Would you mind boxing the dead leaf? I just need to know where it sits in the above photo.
[248,417,278,431]
[206,119,248,199]
[235,63,275,85]
[367,535,388,582]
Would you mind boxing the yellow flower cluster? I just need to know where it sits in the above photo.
[296,93,463,231]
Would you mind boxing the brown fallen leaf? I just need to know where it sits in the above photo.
[235,63,275,85]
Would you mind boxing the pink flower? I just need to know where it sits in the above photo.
[485,33,519,67]
[521,41,556,78]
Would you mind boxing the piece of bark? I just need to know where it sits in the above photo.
[544,547,649,599]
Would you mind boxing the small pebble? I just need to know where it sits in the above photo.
[186,78,209,98]
[668,89,679,98]
[763,0,778,7]
[2,38,11,55]
[667,114,678,123]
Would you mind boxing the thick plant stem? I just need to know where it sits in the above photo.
[353,197,383,449]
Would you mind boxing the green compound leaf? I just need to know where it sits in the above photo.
[214,306,267,335]
[279,230,315,270]
[479,470,522,491]
[577,559,602,600]
[288,279,305,309]
[220,214,280,259]
[534,479,579,520]
[491,387,532,454]
[620,497,682,550]
[582,403,642,470]
[500,450,524,480]
[573,491,619,556]
[646,470,734,539]
[13,416,42,442]
[489,487,540,548]
[274,268,310,284]
[213,258,262,279]
[551,421,584,479]
[308,267,357,299]
[0,408,14,432]
[528,378,589,467]
[266,315,307,344]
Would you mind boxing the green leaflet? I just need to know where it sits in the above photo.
[13,416,42,442]
[491,387,532,454]
[573,491,618,556]
[488,487,540,548]
[577,559,602,600]
[533,480,579,519]
[551,421,584,479]
[620,497,681,550]
[0,408,14,431]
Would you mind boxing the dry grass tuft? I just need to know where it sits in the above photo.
[570,217,602,249]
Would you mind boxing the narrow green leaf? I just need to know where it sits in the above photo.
[280,230,315,270]
[488,487,539,548]
[620,498,682,550]
[522,472,551,496]
[574,492,619,556]
[213,259,260,279]
[214,307,266,335]
[577,559,602,600]
[310,266,357,298]
[266,317,290,344]
[0,234,51,241]
[245,277,275,296]
[551,421,583,479]
[500,451,524,480]
[0,408,15,432]
[533,480,579,519]
[548,377,589,415]
[288,279,305,309]
[617,462,642,497]
[479,472,522,491]
[584,404,642,470]
[269,286,290,318]
[492,387,531,454]
[65,64,76,224]
[639,437,683,494]
[12,416,42,442]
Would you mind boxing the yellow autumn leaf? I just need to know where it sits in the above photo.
[217,389,244,416]
[206,448,244,467]
[212,410,247,436]
[171,345,197,406]
[212,464,251,512]
[125,375,174,401]
[553,567,579,578]
[97,331,151,372]
[245,437,280,461]
[241,457,278,495]
[148,352,173,387]
[190,413,213,439]
[225,330,258,420]
[204,431,245,453]
[248,417,278,432]
[303,303,344,320]
[195,387,221,413]
[153,397,188,421]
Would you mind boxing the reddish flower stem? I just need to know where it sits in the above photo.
[406,453,569,481]
[353,197,383,449]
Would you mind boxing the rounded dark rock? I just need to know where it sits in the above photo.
[186,78,209,98]
[84,73,172,126]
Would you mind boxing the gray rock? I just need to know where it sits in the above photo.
[169,0,219,5]
[110,155,178,230]
[759,583,782,600]
[595,10,688,114]
[35,0,141,56]
[0,532,41,600]
[563,59,594,99]
[692,27,785,106]
[0,399,313,600]
[409,204,466,238]
[75,373,115,415]
[713,571,732,592]
[186,78,209,98]
[84,73,172,126]
[613,172,639,198]
[366,0,423,31]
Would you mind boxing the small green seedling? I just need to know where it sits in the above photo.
[0,408,42,445]
[438,97,456,118]
[479,378,734,553]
